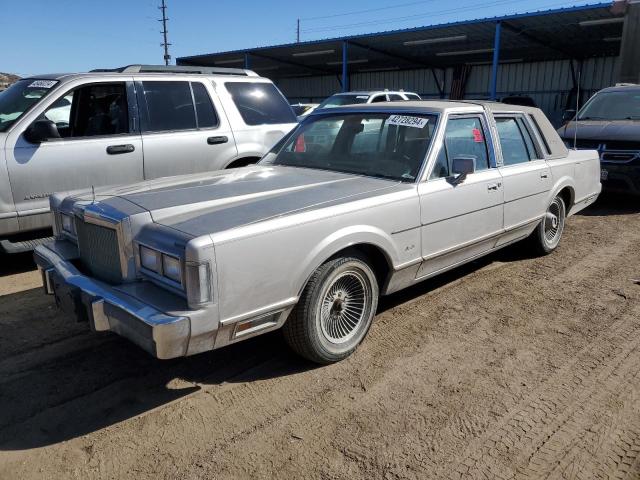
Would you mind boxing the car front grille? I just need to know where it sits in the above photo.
[76,220,123,284]
[573,139,640,163]
[602,152,638,163]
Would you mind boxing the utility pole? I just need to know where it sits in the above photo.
[296,18,300,43]
[159,0,171,65]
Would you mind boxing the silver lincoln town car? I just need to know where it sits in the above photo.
[35,101,601,364]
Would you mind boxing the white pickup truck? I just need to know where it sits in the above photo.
[35,101,601,364]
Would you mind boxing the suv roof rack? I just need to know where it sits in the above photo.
[90,64,258,77]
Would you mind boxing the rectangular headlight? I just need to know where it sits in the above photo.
[140,245,160,273]
[61,213,76,236]
[162,254,182,284]
[186,262,212,307]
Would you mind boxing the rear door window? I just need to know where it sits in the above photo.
[495,116,539,165]
[191,82,218,128]
[225,82,296,125]
[141,81,196,132]
[140,81,221,132]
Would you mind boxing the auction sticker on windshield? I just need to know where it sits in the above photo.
[28,80,57,89]
[387,115,429,128]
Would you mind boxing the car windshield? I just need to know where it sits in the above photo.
[261,112,437,182]
[318,94,370,108]
[577,90,640,121]
[0,79,59,132]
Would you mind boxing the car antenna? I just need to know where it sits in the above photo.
[573,68,581,150]
[92,185,96,204]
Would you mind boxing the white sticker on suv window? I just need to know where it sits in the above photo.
[28,80,57,89]
[356,95,369,99]
[387,115,428,128]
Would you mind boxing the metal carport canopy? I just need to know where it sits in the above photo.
[178,2,624,95]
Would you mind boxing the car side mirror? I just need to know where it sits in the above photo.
[451,156,476,185]
[562,109,576,123]
[24,119,60,144]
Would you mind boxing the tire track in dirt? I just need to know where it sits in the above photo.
[439,306,640,480]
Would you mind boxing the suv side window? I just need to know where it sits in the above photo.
[41,82,129,138]
[140,81,195,132]
[430,116,490,179]
[191,82,218,128]
[495,116,539,165]
[139,81,220,132]
[224,82,296,126]
[388,93,404,101]
[370,94,388,103]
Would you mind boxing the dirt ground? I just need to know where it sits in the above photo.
[0,195,639,480]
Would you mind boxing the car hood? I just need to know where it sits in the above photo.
[71,166,400,237]
[558,119,640,142]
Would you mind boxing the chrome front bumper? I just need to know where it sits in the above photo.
[34,240,190,359]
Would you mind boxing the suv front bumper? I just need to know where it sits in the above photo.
[601,160,640,195]
[34,240,190,359]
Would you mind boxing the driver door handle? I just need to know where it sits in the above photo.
[487,183,500,191]
[207,136,228,145]
[106,144,135,155]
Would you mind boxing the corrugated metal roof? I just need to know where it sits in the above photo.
[178,2,624,78]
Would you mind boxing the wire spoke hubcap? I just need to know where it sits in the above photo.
[320,271,369,344]
[543,198,564,246]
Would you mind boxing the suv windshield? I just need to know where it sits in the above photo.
[578,90,640,121]
[318,94,370,109]
[0,79,59,132]
[261,112,437,182]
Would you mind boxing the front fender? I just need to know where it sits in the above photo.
[295,224,401,296]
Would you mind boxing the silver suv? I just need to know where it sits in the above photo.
[0,65,297,252]
[317,90,421,108]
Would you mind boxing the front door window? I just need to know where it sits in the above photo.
[40,83,129,138]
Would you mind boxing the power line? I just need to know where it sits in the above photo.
[301,0,575,33]
[158,0,171,65]
[301,0,440,21]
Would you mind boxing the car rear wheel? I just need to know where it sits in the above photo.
[283,255,378,364]
[530,195,566,255]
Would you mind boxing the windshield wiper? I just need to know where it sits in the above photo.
[577,116,607,120]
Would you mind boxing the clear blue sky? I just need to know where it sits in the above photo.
[2,0,597,76]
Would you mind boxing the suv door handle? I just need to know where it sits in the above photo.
[540,173,549,179]
[106,144,135,155]
[207,136,228,145]
[487,183,500,191]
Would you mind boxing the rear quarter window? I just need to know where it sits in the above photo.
[225,82,296,126]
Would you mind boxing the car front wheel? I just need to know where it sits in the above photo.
[284,255,379,364]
